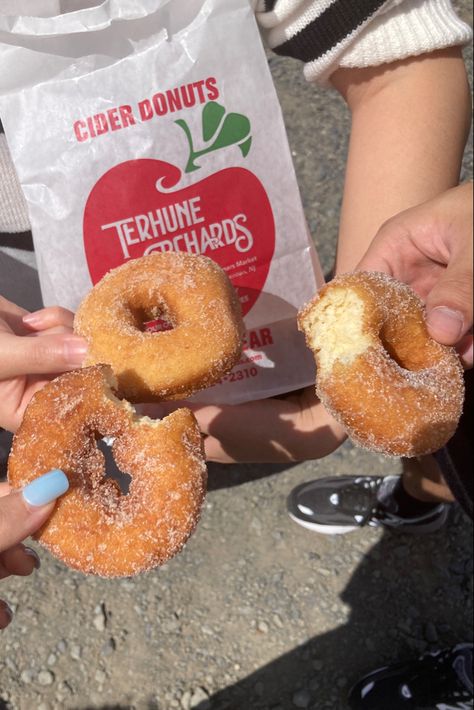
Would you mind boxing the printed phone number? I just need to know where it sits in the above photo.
[218,367,258,384]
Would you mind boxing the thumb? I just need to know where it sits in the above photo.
[0,334,87,378]
[0,470,69,552]
[425,260,473,346]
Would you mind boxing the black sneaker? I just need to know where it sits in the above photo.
[287,475,448,535]
[348,643,473,709]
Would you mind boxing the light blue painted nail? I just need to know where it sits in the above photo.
[22,470,69,507]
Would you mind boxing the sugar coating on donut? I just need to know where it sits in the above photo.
[8,365,207,577]
[74,252,245,402]
[298,271,465,457]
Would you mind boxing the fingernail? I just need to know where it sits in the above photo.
[22,470,69,508]
[0,601,13,628]
[463,340,473,366]
[23,547,41,569]
[427,307,464,343]
[22,310,46,326]
[63,337,88,366]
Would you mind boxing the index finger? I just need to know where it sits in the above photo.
[22,306,75,332]
[0,296,30,335]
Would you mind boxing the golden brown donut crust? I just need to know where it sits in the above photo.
[74,252,244,402]
[298,271,465,457]
[8,365,207,577]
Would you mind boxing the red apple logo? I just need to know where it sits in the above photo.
[83,159,275,316]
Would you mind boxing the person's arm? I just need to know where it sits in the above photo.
[332,47,471,273]
[183,387,346,463]
[190,49,472,464]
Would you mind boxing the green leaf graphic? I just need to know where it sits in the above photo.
[176,104,252,173]
[238,136,252,158]
[202,102,226,142]
[208,113,251,151]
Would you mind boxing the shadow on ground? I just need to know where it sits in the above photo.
[71,508,472,710]
[192,515,472,709]
[207,461,299,492]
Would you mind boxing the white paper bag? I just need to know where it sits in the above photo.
[0,0,324,404]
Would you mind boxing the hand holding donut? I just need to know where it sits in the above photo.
[0,297,88,432]
[357,182,473,367]
[0,470,69,630]
[8,254,233,577]
[190,186,473,463]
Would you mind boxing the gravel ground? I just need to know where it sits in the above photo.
[1,4,473,709]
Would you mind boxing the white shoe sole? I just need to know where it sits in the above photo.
[288,512,359,535]
[288,506,449,536]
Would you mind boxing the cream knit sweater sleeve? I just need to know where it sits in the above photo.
[254,0,471,83]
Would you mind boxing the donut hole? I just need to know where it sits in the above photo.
[133,305,174,334]
[379,329,413,370]
[379,322,435,371]
[96,436,132,495]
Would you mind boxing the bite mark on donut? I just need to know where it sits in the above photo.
[8,364,207,577]
[300,288,373,374]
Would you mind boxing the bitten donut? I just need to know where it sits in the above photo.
[8,365,207,577]
[74,252,244,402]
[298,271,465,457]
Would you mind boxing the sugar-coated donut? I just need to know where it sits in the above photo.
[8,365,207,577]
[74,252,244,402]
[298,271,465,457]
